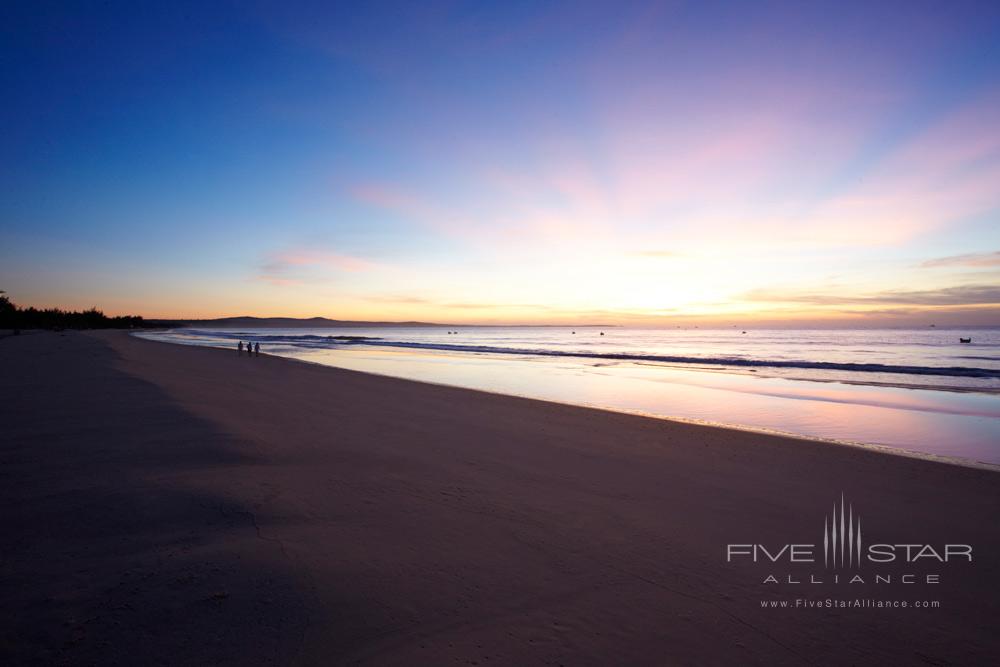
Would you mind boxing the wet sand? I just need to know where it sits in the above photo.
[2,330,998,665]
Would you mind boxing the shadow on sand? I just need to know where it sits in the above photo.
[0,332,308,665]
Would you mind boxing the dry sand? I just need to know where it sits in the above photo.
[2,330,998,666]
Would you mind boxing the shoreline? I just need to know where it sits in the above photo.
[284,353,1000,473]
[136,330,1000,470]
[4,330,999,665]
[138,328,1000,381]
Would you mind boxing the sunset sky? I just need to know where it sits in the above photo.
[2,1,999,325]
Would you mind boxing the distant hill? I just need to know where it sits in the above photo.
[174,316,450,328]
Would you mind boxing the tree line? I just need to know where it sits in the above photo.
[0,292,145,330]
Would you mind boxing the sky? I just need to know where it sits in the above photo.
[1,0,999,326]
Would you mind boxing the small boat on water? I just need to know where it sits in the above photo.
[959,337,971,343]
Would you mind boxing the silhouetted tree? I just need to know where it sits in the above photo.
[0,293,145,330]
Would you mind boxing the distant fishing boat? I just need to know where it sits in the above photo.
[959,337,971,343]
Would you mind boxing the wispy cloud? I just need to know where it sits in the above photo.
[349,182,482,241]
[442,302,555,310]
[361,294,558,311]
[350,89,1000,258]
[258,249,376,286]
[920,251,1000,269]
[364,294,434,304]
[632,250,681,258]
[745,284,1000,306]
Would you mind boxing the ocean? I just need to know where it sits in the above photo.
[137,326,1000,466]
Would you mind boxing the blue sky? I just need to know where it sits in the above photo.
[2,1,999,324]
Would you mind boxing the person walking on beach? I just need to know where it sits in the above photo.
[246,342,253,359]
[254,342,260,357]
[238,341,244,356]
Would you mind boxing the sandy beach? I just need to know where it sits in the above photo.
[2,330,998,666]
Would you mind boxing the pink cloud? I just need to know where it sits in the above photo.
[350,183,426,216]
[791,89,1000,244]
[266,250,374,272]
[258,249,376,286]
[347,81,1000,256]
